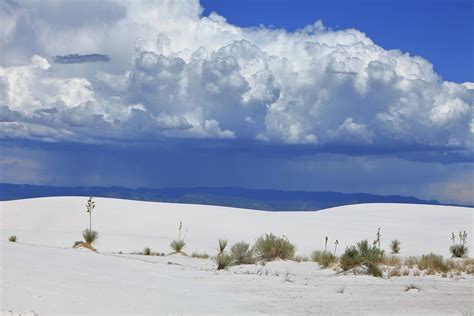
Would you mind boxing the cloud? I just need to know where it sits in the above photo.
[53,54,110,64]
[0,0,472,153]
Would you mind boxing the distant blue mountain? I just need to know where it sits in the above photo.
[1,183,465,211]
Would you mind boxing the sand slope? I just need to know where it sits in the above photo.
[1,197,473,315]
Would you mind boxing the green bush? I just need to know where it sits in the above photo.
[230,241,256,264]
[8,235,16,242]
[143,247,151,255]
[339,240,384,276]
[170,239,186,254]
[311,250,336,268]
[450,244,468,258]
[418,253,448,273]
[82,229,98,244]
[255,233,295,261]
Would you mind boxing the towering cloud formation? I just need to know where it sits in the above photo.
[0,0,472,149]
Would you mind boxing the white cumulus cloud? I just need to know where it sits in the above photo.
[0,0,472,149]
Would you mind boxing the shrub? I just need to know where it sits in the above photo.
[450,244,468,258]
[143,247,151,255]
[339,240,384,276]
[170,239,186,255]
[255,233,295,261]
[82,229,98,244]
[230,242,256,264]
[192,252,210,259]
[390,239,401,254]
[8,235,16,242]
[311,250,336,268]
[418,253,448,273]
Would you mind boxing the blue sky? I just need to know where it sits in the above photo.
[0,0,472,204]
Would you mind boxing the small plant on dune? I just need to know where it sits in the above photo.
[74,197,99,251]
[255,233,295,261]
[340,240,385,277]
[450,231,468,258]
[294,255,309,262]
[216,239,234,270]
[170,221,188,255]
[405,284,421,292]
[8,235,17,242]
[324,236,329,252]
[390,239,401,254]
[143,247,151,255]
[230,241,256,265]
[418,253,448,273]
[334,239,339,256]
[311,250,336,268]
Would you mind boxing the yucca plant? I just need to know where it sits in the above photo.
[74,197,99,251]
[390,239,401,254]
[216,239,234,270]
[450,231,468,258]
[170,239,186,254]
[170,221,188,255]
[82,229,98,244]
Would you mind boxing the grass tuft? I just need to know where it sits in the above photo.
[143,247,151,255]
[192,252,210,259]
[8,235,17,242]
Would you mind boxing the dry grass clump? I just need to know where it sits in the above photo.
[192,252,210,259]
[340,240,384,277]
[311,250,337,268]
[383,255,401,267]
[404,256,419,269]
[8,235,17,242]
[418,253,448,273]
[255,233,295,261]
[389,268,402,277]
[230,241,256,265]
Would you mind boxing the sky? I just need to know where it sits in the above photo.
[0,0,473,205]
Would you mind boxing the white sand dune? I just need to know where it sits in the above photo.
[1,197,473,315]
